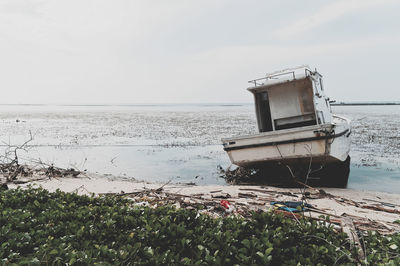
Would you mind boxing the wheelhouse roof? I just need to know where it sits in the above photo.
[247,65,321,93]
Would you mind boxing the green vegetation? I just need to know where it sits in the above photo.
[0,187,399,265]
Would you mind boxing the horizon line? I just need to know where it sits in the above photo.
[0,101,399,107]
[0,102,253,107]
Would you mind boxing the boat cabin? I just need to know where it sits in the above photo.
[248,66,332,132]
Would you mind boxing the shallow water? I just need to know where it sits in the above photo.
[1,104,399,193]
[348,164,400,193]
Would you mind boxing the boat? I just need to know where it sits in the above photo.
[221,66,351,187]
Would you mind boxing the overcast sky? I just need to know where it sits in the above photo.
[0,0,399,104]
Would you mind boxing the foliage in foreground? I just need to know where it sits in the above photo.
[0,187,399,265]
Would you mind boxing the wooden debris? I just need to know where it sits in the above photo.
[363,198,398,208]
[335,197,360,207]
[0,163,81,186]
[211,193,231,199]
[361,205,400,214]
[248,201,265,206]
[97,183,400,234]
[340,217,365,260]
[238,192,257,198]
[239,188,273,194]
[279,191,299,197]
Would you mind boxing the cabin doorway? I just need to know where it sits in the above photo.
[255,92,273,132]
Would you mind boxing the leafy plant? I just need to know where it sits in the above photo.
[0,187,398,265]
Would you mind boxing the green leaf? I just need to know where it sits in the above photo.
[145,247,154,256]
[49,249,58,255]
[241,239,250,249]
[265,247,273,255]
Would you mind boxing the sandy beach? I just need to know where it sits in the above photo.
[7,172,400,235]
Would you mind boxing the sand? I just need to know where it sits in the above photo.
[8,173,400,234]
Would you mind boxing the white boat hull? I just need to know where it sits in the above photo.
[222,115,351,167]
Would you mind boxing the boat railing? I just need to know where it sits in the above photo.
[248,66,313,87]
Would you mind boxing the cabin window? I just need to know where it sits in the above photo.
[274,114,316,130]
[255,92,273,132]
[267,79,317,130]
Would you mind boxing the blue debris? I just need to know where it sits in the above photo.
[271,201,312,213]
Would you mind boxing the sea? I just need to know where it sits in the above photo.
[1,104,399,193]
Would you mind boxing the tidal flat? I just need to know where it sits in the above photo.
[0,104,399,193]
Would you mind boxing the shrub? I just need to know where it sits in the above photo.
[0,187,398,265]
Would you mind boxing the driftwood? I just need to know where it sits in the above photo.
[363,198,399,208]
[0,133,82,186]
[341,217,365,260]
[239,188,272,194]
[238,192,257,198]
[211,193,231,199]
[361,205,400,214]
[0,163,82,186]
[239,188,299,198]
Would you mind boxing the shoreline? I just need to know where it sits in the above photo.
[7,172,400,234]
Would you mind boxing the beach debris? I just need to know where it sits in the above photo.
[45,165,80,177]
[0,162,82,185]
[220,200,235,213]
[218,165,259,184]
[238,192,257,198]
[360,205,400,214]
[93,180,400,235]
[363,198,398,208]
[279,191,300,197]
[341,217,365,260]
[211,193,231,199]
[239,188,271,194]
[271,201,312,213]
[0,132,82,185]
[135,201,150,207]
[178,182,197,186]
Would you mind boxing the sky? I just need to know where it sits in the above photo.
[0,0,399,104]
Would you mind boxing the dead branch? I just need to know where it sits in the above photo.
[0,132,82,185]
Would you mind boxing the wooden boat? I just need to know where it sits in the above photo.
[222,66,351,186]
